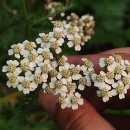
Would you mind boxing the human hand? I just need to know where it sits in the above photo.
[38,47,130,130]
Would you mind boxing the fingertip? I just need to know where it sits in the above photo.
[54,99,115,130]
[38,90,58,117]
[38,90,115,130]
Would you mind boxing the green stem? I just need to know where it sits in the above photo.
[3,0,14,14]
[31,2,74,26]
[22,0,31,40]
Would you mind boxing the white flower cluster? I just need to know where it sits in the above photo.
[45,1,64,15]
[57,57,95,110]
[3,14,129,109]
[36,20,84,51]
[93,54,130,102]
[2,19,95,110]
[62,12,95,46]
[49,12,95,48]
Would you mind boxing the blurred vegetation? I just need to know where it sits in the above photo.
[0,0,130,130]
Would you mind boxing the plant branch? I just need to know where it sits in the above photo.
[22,0,31,40]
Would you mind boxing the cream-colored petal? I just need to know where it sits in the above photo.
[2,66,8,72]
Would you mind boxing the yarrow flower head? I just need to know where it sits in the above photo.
[17,76,36,94]
[6,73,20,88]
[67,92,84,110]
[67,33,82,51]
[2,10,130,112]
[45,1,64,15]
[50,39,64,54]
[48,13,95,51]
[112,80,128,99]
[2,60,21,74]
[99,56,116,71]
[97,84,112,102]
[5,14,130,110]
[58,92,83,110]
[61,13,95,45]
[95,54,130,102]
[36,32,55,48]
[8,43,24,58]
[22,40,36,52]
[78,76,91,90]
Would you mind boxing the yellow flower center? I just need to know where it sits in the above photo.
[114,54,122,63]
[122,76,129,85]
[71,96,78,104]
[8,63,16,73]
[96,74,105,82]
[55,80,63,89]
[115,66,123,74]
[41,64,49,73]
[58,57,66,66]
[101,88,109,97]
[116,85,124,94]
[49,69,58,77]
[84,59,92,68]
[54,31,62,39]
[68,27,76,35]
[106,71,114,79]
[105,58,114,65]
[25,42,34,51]
[35,75,43,84]
[126,65,130,72]
[66,82,76,91]
[45,86,54,94]
[79,77,87,85]
[58,96,65,104]
[62,69,71,78]
[42,51,50,59]
[51,41,59,49]
[42,34,50,42]
[22,79,30,88]
[28,52,36,62]
[13,45,21,54]
[73,37,81,45]
[9,74,17,83]
[71,66,80,75]
[53,21,63,28]
[21,62,29,72]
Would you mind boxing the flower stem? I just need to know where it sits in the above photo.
[22,0,31,40]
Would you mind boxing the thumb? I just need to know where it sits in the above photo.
[38,91,115,130]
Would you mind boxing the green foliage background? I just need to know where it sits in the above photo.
[0,0,130,130]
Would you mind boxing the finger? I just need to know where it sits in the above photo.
[38,91,115,130]
[103,115,130,130]
[99,47,130,54]
[38,90,59,117]
[68,53,130,73]
[81,87,130,111]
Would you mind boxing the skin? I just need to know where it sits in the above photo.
[38,47,130,130]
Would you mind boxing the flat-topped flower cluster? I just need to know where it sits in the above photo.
[2,16,95,110]
[49,12,95,46]
[93,54,130,102]
[2,14,130,110]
